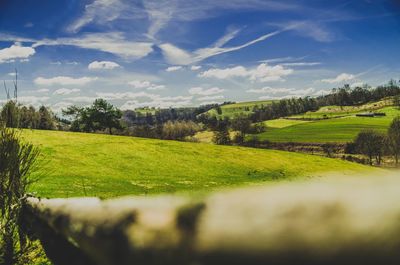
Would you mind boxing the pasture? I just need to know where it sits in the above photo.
[254,107,400,143]
[22,130,373,198]
[207,100,274,118]
[289,99,392,120]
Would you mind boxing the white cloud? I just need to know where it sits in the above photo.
[128,80,151,89]
[53,88,81,95]
[119,95,192,110]
[65,96,95,103]
[0,43,35,63]
[51,102,73,113]
[321,73,355,84]
[159,30,283,65]
[34,76,97,86]
[67,0,127,33]
[166,66,183,72]
[14,96,49,106]
[200,63,293,82]
[197,95,224,101]
[189,87,225,96]
[88,60,121,70]
[248,86,316,98]
[33,32,153,60]
[190,65,202,71]
[96,91,159,100]
[128,80,165,90]
[246,87,292,94]
[351,81,365,88]
[280,62,321,67]
[273,20,335,42]
[67,0,296,39]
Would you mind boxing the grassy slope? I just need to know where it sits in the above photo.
[255,107,400,143]
[23,130,373,198]
[207,100,274,118]
[289,99,391,120]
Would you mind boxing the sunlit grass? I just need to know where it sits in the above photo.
[22,130,376,198]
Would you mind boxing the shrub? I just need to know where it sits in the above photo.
[162,120,201,140]
[0,126,39,264]
[212,129,231,145]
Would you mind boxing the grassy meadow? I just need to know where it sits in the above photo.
[288,99,392,120]
[207,100,275,118]
[22,129,375,198]
[255,106,400,143]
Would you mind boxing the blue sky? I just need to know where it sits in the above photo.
[0,0,399,112]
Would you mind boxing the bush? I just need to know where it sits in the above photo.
[212,129,231,145]
[0,126,39,264]
[162,120,201,140]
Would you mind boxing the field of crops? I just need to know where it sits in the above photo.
[21,130,374,198]
[254,107,400,143]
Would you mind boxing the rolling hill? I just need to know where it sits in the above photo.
[22,130,375,198]
[255,107,400,143]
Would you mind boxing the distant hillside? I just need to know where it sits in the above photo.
[254,106,400,143]
[206,100,275,118]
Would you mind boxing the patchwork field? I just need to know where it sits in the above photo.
[255,107,400,143]
[289,99,392,120]
[22,130,375,198]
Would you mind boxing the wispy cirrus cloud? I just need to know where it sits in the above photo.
[159,29,284,65]
[33,32,153,60]
[68,0,298,38]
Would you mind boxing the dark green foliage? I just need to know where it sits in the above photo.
[161,120,201,140]
[213,129,231,145]
[321,143,339,158]
[388,116,400,164]
[38,106,55,130]
[354,129,386,165]
[63,99,122,134]
[250,80,400,123]
[231,114,252,143]
[394,95,400,109]
[0,101,19,128]
[0,126,39,264]
[0,101,55,130]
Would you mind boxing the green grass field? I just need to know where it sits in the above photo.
[263,119,312,129]
[207,100,275,118]
[22,130,374,198]
[289,99,392,120]
[254,107,400,143]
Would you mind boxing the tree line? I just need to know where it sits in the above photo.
[347,116,400,165]
[0,100,56,130]
[248,80,400,123]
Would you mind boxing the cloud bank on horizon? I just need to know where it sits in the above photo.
[0,0,399,111]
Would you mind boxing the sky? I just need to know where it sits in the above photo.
[0,0,399,112]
